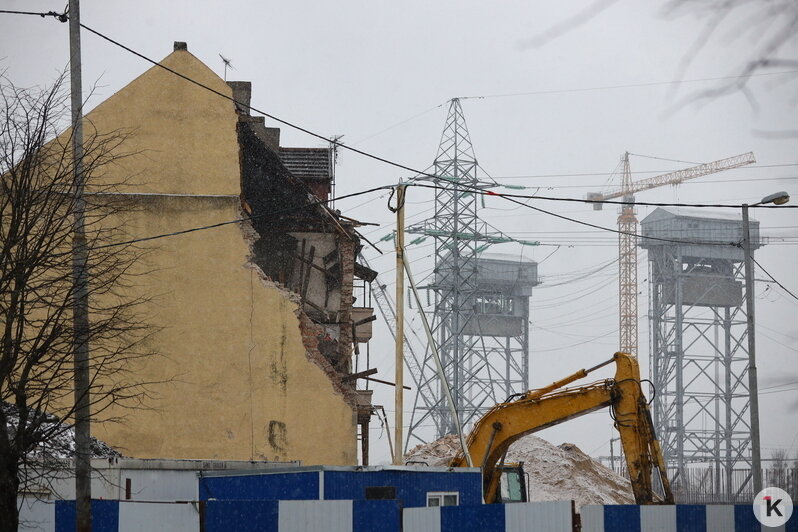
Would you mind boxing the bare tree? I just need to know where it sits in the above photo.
[767,448,798,497]
[522,1,797,112]
[664,0,798,108]
[0,74,153,532]
[771,448,789,471]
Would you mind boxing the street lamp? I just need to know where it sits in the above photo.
[742,190,790,495]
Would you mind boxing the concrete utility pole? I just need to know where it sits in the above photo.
[68,1,93,530]
[742,203,762,495]
[742,190,790,496]
[393,185,406,465]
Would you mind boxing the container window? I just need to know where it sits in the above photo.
[427,491,459,507]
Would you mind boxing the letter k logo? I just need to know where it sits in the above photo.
[755,488,792,526]
[764,495,783,517]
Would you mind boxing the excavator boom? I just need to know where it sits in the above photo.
[450,353,673,505]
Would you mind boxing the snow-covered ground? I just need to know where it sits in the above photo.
[2,402,121,460]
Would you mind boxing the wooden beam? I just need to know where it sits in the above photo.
[342,368,378,382]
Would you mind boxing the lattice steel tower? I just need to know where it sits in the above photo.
[405,99,539,447]
[641,208,761,501]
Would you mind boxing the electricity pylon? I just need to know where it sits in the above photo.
[404,99,538,447]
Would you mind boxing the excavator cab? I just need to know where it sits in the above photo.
[496,462,527,503]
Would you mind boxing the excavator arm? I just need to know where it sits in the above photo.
[449,353,673,505]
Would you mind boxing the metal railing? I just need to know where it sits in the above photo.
[604,465,798,504]
[668,467,798,504]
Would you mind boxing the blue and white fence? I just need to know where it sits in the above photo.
[403,500,573,532]
[46,499,398,532]
[203,499,400,532]
[50,500,198,532]
[581,504,798,532]
[28,498,798,532]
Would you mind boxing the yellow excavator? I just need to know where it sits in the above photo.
[449,352,674,505]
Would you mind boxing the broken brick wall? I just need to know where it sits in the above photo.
[336,234,357,374]
[238,117,367,380]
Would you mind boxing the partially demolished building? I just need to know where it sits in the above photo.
[78,42,375,464]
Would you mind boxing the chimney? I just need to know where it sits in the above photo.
[173,41,188,52]
[227,81,252,115]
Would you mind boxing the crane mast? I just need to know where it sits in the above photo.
[589,151,756,357]
[618,153,638,356]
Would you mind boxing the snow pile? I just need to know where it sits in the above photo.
[405,433,633,508]
[504,436,633,507]
[2,402,122,460]
[405,434,461,467]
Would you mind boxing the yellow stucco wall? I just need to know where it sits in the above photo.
[83,48,357,464]
[84,48,240,196]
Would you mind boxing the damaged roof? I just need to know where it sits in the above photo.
[279,148,332,182]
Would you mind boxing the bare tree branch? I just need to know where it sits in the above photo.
[664,0,798,109]
[516,0,622,49]
[0,74,156,531]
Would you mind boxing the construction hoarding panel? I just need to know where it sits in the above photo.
[203,500,278,532]
[322,469,483,508]
[18,498,55,532]
[580,503,798,531]
[54,500,119,532]
[504,501,572,532]
[199,471,320,501]
[117,502,198,532]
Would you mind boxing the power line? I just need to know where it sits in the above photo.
[753,257,798,302]
[45,17,798,205]
[75,22,440,182]
[529,330,616,353]
[493,225,798,234]
[509,176,798,189]
[404,182,798,249]
[535,258,619,288]
[760,386,798,397]
[409,183,798,210]
[9,11,448,190]
[628,153,701,165]
[12,11,798,205]
[0,9,67,20]
[457,70,798,100]
[758,330,798,354]
[762,380,798,392]
[407,184,738,248]
[9,17,795,256]
[54,185,392,254]
[351,104,445,145]
[477,163,798,180]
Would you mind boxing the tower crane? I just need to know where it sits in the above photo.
[587,151,756,357]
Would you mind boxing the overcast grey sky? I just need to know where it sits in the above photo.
[2,1,796,466]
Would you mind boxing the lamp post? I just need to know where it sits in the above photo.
[742,190,789,495]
